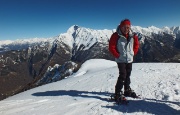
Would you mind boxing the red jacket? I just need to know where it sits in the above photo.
[109,32,139,59]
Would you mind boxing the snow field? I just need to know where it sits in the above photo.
[0,59,179,115]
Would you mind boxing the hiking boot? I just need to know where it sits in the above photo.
[113,93,128,105]
[124,88,137,98]
[114,94,120,102]
[114,91,124,101]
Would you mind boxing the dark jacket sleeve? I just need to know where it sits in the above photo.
[109,32,120,58]
[133,35,139,55]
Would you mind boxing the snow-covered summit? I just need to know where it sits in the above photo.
[65,25,113,50]
[131,25,175,36]
[0,37,54,51]
[170,26,180,34]
[0,37,53,46]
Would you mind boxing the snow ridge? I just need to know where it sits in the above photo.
[0,25,180,51]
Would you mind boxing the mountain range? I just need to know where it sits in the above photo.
[0,25,180,101]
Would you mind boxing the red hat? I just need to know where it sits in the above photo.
[120,19,131,28]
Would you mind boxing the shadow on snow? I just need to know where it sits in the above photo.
[32,90,180,115]
[103,98,180,115]
[32,90,111,102]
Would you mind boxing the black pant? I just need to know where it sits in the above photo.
[115,63,132,94]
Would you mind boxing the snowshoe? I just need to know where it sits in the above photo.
[124,88,140,99]
[110,94,129,105]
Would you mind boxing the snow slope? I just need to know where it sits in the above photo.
[0,59,180,115]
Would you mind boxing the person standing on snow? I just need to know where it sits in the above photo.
[109,19,139,101]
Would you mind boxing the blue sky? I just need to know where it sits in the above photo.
[0,0,180,40]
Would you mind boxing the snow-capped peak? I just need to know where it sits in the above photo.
[131,25,172,36]
[67,25,80,35]
[170,26,180,34]
[65,25,113,50]
[0,37,53,46]
[147,25,161,31]
[0,40,14,45]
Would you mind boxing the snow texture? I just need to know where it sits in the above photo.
[0,59,179,115]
